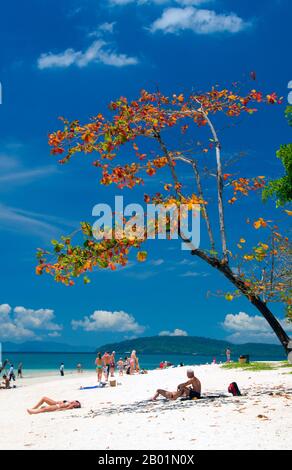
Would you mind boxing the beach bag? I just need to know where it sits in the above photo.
[228,382,241,396]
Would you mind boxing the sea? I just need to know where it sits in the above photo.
[0,352,286,378]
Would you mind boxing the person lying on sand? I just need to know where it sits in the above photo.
[27,396,81,415]
[152,369,201,401]
[0,375,10,389]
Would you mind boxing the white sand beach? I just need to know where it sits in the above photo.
[0,363,291,450]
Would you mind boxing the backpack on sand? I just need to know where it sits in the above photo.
[228,382,241,396]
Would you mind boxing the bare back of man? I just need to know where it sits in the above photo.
[152,369,201,401]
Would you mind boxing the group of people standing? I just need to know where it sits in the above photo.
[95,350,140,382]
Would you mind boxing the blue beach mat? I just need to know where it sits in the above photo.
[80,382,107,390]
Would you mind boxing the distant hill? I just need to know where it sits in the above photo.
[1,341,94,353]
[97,335,285,358]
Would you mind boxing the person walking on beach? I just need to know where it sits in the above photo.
[27,397,81,415]
[124,356,130,374]
[109,351,116,377]
[226,348,231,363]
[59,363,65,377]
[95,352,103,382]
[17,362,23,378]
[8,364,15,382]
[102,352,110,381]
[76,363,83,373]
[135,355,140,373]
[129,350,136,375]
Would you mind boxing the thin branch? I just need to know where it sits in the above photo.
[194,99,228,263]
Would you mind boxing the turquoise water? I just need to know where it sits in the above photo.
[0,352,286,377]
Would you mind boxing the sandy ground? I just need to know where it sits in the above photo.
[0,363,291,450]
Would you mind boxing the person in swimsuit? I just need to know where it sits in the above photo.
[17,362,23,378]
[129,350,136,375]
[0,375,10,389]
[95,352,103,382]
[27,396,81,414]
[102,352,111,381]
[109,351,116,377]
[152,369,201,401]
[117,358,124,376]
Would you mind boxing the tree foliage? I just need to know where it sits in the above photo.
[36,85,292,348]
[263,106,292,207]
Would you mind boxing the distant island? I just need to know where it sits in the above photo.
[1,336,285,358]
[97,335,285,358]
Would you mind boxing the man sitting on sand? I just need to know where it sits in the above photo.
[152,369,201,401]
[27,396,81,415]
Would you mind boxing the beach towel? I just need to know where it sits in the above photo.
[80,382,107,390]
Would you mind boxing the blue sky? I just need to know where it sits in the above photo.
[0,0,291,347]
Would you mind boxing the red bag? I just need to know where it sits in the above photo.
[228,382,241,396]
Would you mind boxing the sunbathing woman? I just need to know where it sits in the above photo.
[27,396,81,415]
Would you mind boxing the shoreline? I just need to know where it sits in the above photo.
[1,359,288,385]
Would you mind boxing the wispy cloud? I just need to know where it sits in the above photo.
[0,165,58,185]
[88,22,117,39]
[38,39,138,69]
[0,204,74,241]
[109,0,209,5]
[0,153,58,188]
[150,258,164,266]
[180,270,208,277]
[125,270,158,280]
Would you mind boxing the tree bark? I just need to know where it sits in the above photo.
[191,247,291,353]
[192,160,215,251]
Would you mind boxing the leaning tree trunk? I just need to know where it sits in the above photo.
[190,248,291,353]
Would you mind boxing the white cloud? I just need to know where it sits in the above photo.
[99,22,116,33]
[109,0,209,5]
[222,311,292,344]
[38,40,138,69]
[150,7,249,34]
[72,310,146,334]
[0,304,12,315]
[13,306,62,331]
[159,328,188,336]
[0,304,62,341]
[48,331,61,338]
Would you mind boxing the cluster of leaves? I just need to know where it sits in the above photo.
[36,222,144,286]
[263,106,292,207]
[48,88,281,189]
[225,175,266,204]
